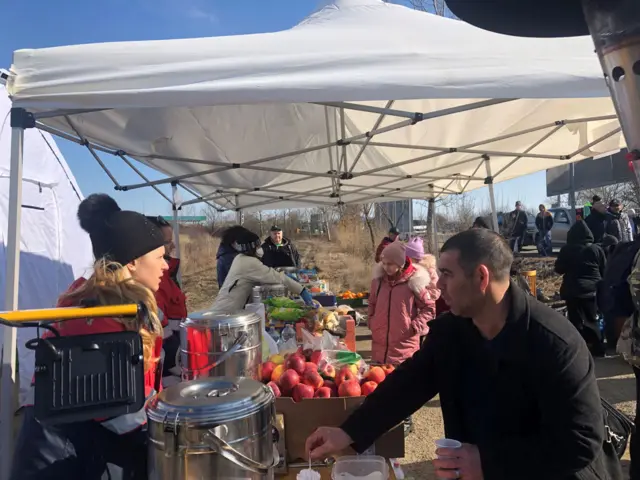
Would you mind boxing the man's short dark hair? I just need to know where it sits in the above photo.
[440,228,513,281]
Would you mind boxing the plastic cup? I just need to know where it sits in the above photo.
[435,438,462,459]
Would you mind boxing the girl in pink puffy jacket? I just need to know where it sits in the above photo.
[369,241,438,365]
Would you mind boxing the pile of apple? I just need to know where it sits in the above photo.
[260,348,395,402]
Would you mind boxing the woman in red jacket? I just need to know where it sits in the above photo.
[146,216,187,386]
[11,194,168,480]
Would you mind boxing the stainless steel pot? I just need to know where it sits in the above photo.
[147,377,277,480]
[180,311,262,381]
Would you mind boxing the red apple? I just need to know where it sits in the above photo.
[267,381,281,398]
[261,361,276,384]
[303,348,314,361]
[367,366,386,384]
[336,366,356,386]
[310,350,324,365]
[292,383,315,402]
[271,364,285,384]
[338,379,362,397]
[279,369,301,395]
[361,381,378,396]
[324,379,338,396]
[304,362,318,375]
[381,364,395,376]
[320,363,336,379]
[285,354,307,376]
[314,386,333,398]
[303,370,324,390]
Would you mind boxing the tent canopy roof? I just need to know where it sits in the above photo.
[6,0,621,211]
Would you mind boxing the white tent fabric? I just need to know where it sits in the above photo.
[0,85,93,405]
[6,0,623,210]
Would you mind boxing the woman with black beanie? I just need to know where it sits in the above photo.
[212,226,313,313]
[11,194,167,480]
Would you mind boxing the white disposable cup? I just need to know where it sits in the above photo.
[435,438,462,459]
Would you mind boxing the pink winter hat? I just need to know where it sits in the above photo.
[381,241,407,267]
[405,237,425,260]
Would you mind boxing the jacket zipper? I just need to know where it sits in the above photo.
[383,284,394,363]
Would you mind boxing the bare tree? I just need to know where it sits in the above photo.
[362,203,377,252]
[404,0,457,18]
[576,182,640,209]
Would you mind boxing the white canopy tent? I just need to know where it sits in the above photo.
[0,0,625,473]
[0,83,92,429]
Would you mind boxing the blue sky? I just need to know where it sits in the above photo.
[1,0,548,217]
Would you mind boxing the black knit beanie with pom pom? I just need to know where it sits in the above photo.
[78,194,165,265]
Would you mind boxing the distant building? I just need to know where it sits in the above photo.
[376,200,413,234]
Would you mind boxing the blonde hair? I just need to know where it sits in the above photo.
[60,258,163,372]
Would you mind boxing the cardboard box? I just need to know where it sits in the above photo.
[275,397,404,462]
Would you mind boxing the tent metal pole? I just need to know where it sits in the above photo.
[339,107,347,174]
[428,185,439,258]
[315,98,517,120]
[324,106,338,197]
[171,183,182,285]
[356,142,564,160]
[566,127,622,158]
[1,109,33,480]
[348,155,485,197]
[457,160,485,195]
[118,154,172,203]
[349,100,394,174]
[493,125,565,178]
[121,100,503,192]
[315,101,417,119]
[33,108,111,120]
[483,155,500,233]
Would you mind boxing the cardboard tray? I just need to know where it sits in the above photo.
[275,397,404,462]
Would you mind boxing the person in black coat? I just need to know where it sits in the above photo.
[306,229,611,480]
[555,220,606,356]
[585,200,616,244]
[261,225,301,268]
[507,200,528,252]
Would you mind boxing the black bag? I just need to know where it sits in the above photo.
[601,397,634,459]
[598,241,640,318]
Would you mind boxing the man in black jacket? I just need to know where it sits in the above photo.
[306,229,608,480]
[507,200,528,252]
[261,225,301,268]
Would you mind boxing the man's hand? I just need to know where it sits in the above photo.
[305,427,353,460]
[432,443,483,480]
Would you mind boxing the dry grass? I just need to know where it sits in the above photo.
[179,230,220,312]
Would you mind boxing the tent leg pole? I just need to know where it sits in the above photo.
[1,110,31,480]
[430,197,439,259]
[171,183,182,286]
[484,155,499,233]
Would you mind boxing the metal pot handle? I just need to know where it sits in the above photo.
[203,430,277,475]
[181,330,248,378]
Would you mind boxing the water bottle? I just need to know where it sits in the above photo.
[268,326,281,344]
[281,323,296,343]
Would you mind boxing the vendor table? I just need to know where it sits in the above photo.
[280,466,398,479]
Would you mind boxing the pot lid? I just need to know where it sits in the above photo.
[184,310,260,328]
[147,377,273,424]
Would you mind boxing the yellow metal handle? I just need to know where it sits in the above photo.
[0,304,140,323]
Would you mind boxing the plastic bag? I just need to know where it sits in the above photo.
[278,337,299,355]
[301,328,340,351]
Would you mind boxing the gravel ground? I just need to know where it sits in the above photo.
[355,326,635,479]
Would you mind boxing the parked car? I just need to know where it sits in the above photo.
[533,207,575,248]
[523,213,537,246]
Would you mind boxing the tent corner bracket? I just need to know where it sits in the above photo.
[10,108,35,129]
